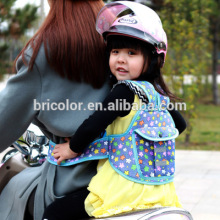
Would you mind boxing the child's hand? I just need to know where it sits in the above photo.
[53,138,78,165]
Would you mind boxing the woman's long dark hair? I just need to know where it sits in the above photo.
[14,0,107,88]
[107,35,179,101]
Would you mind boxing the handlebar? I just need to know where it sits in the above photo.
[4,125,50,167]
[11,141,30,156]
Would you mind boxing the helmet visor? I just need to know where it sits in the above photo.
[96,1,167,53]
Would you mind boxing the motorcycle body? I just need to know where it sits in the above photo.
[0,125,193,220]
[0,124,48,193]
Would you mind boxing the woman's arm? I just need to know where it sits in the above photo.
[0,54,41,152]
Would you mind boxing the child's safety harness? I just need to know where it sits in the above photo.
[47,80,179,185]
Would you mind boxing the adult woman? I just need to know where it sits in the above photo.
[0,1,109,220]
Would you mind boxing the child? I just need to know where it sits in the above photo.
[43,1,186,219]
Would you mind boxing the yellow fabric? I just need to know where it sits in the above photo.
[85,95,182,218]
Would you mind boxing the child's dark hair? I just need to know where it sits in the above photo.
[107,35,179,101]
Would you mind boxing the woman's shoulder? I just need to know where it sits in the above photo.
[15,44,51,79]
[24,44,48,67]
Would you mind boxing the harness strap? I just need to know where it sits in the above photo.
[47,80,177,185]
[48,139,109,166]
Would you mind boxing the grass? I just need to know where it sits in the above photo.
[176,102,220,151]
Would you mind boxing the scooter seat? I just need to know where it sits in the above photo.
[81,207,193,220]
[81,208,156,220]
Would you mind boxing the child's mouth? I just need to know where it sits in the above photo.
[117,68,128,74]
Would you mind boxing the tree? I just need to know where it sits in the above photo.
[159,0,211,145]
[0,0,16,75]
[208,0,220,105]
[8,4,38,63]
[0,0,38,75]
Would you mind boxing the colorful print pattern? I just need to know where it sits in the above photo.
[47,139,109,166]
[108,110,178,184]
[47,81,178,185]
[131,81,157,106]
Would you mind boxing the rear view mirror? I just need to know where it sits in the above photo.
[23,130,36,144]
[22,124,48,145]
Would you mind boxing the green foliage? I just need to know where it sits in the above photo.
[207,0,220,20]
[208,0,220,105]
[0,0,16,37]
[0,0,16,74]
[176,103,220,151]
[0,0,15,22]
[0,1,39,74]
[159,0,212,144]
[8,4,39,38]
[0,42,10,74]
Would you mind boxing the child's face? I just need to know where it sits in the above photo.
[109,48,145,81]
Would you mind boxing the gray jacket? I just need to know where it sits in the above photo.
[0,45,109,220]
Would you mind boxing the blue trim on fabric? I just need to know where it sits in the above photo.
[106,110,141,139]
[108,156,174,185]
[132,132,174,184]
[131,132,147,180]
[49,140,56,146]
[135,128,179,141]
[131,133,174,185]
[48,140,109,166]
[102,131,107,137]
[88,136,109,146]
[47,155,108,166]
[156,92,161,108]
[167,96,170,105]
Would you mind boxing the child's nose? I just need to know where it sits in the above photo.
[117,54,126,63]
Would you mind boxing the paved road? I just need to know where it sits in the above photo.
[175,150,220,220]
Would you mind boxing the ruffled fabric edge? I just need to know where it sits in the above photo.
[85,187,182,218]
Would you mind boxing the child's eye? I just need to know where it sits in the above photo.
[128,51,135,55]
[111,50,118,54]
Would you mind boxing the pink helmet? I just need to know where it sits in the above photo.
[96,1,168,65]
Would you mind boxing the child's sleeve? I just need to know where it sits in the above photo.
[69,84,134,153]
[168,109,187,134]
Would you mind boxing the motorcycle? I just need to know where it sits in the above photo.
[0,124,49,193]
[0,125,193,220]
